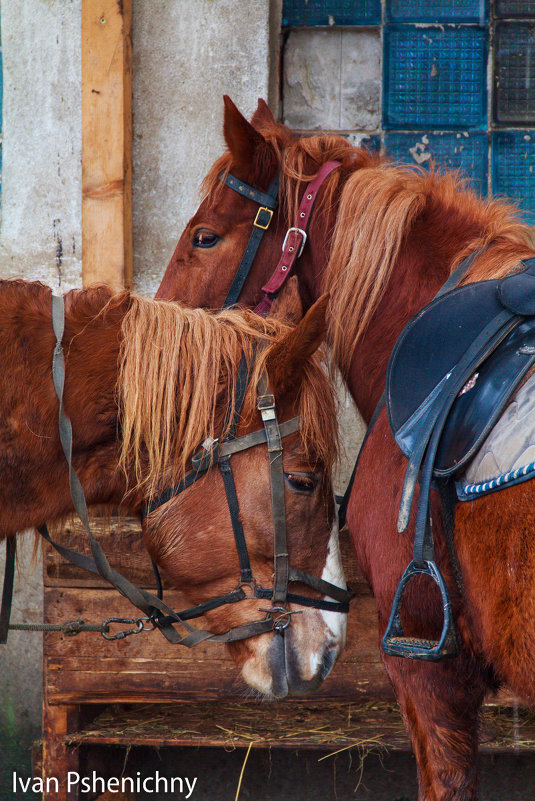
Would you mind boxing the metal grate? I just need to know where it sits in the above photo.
[495,1,535,18]
[282,0,381,26]
[386,0,489,23]
[494,22,535,125]
[492,132,535,221]
[384,132,488,195]
[384,26,488,130]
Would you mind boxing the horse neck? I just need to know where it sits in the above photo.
[58,290,131,504]
[302,195,488,422]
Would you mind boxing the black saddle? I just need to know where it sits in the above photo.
[382,256,535,661]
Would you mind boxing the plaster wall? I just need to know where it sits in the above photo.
[131,0,281,295]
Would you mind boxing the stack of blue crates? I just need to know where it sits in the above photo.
[283,0,535,222]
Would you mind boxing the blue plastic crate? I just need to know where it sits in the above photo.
[384,26,488,130]
[282,0,381,26]
[384,132,488,194]
[492,132,535,222]
[495,1,535,18]
[494,23,535,125]
[386,0,489,23]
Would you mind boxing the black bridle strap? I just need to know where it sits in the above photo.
[144,417,301,518]
[0,538,16,644]
[222,173,280,309]
[258,374,288,604]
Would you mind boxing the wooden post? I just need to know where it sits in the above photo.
[42,702,80,801]
[82,0,133,290]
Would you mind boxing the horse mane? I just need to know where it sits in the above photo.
[323,164,535,375]
[202,115,535,377]
[118,298,338,496]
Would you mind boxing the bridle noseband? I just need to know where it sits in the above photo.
[142,353,352,643]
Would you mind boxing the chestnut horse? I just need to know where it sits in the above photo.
[157,96,535,799]
[0,277,347,699]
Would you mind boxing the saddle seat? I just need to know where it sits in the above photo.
[387,258,535,478]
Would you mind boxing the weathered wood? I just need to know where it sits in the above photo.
[42,703,80,801]
[44,516,162,589]
[66,700,409,752]
[64,699,535,754]
[82,0,132,290]
[43,575,389,704]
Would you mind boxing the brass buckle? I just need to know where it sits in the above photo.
[254,207,273,230]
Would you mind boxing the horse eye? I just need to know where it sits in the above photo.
[285,473,317,493]
[192,229,220,248]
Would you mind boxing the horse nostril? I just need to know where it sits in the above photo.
[320,645,338,680]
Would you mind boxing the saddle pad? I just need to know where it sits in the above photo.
[457,370,535,500]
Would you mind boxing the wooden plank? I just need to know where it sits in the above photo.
[42,703,80,801]
[65,700,409,752]
[82,0,132,290]
[63,700,535,754]
[43,587,383,664]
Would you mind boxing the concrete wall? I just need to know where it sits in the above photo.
[132,0,281,295]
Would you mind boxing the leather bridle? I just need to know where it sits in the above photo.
[142,354,352,644]
[0,292,351,646]
[220,161,342,315]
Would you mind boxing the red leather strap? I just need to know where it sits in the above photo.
[254,160,341,315]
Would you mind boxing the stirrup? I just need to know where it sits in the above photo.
[382,559,458,661]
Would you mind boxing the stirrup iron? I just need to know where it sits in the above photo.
[382,559,458,661]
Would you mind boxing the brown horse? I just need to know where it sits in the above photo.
[156,96,535,799]
[0,277,347,699]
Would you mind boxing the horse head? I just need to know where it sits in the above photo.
[123,280,347,697]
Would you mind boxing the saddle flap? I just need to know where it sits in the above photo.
[498,256,535,315]
[386,279,504,457]
[434,318,535,475]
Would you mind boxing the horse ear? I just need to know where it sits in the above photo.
[266,294,329,394]
[268,276,303,325]
[251,98,276,130]
[223,95,267,166]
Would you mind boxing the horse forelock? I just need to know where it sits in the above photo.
[118,298,338,497]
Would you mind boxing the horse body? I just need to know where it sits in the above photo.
[0,277,347,700]
[157,97,535,798]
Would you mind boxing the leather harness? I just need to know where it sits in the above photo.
[1,284,352,644]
